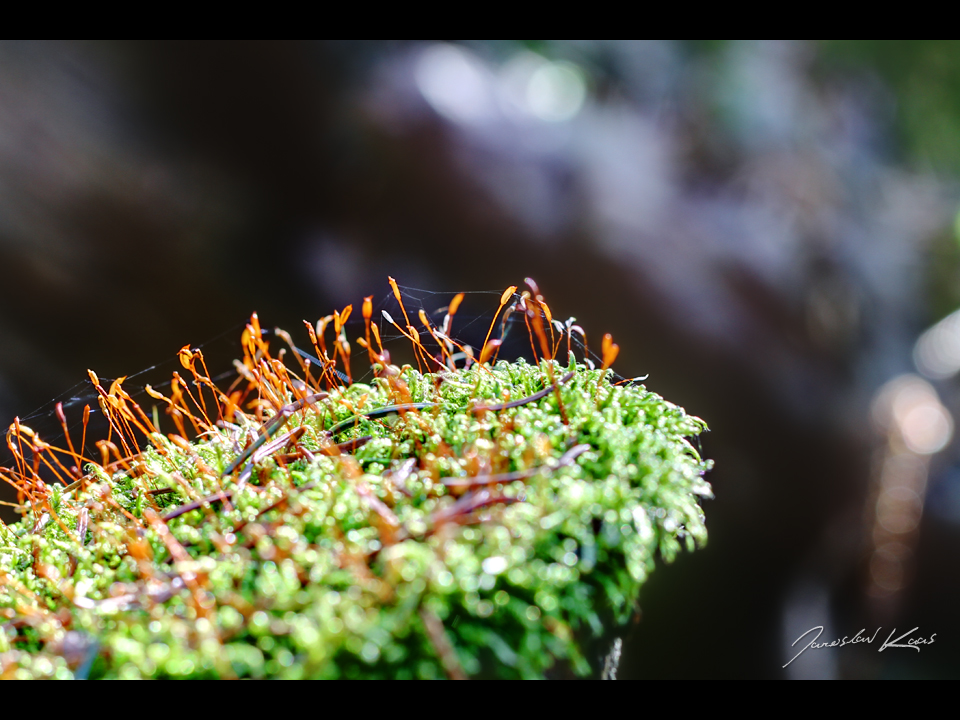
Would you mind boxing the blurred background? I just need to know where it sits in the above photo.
[2,40,960,678]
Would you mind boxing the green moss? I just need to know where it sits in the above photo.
[1,357,711,679]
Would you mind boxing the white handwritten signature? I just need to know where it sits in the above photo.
[784,626,936,668]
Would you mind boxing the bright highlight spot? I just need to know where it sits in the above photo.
[481,556,508,575]
[872,374,953,455]
[500,51,588,123]
[415,44,493,125]
[914,307,960,379]
[527,61,587,122]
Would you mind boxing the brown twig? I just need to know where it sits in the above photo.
[439,443,589,488]
[473,371,574,413]
[429,489,523,531]
[419,607,467,680]
[441,469,537,488]
[163,436,372,522]
[162,490,234,522]
[221,392,327,477]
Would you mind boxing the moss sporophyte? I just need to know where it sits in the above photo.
[0,278,712,679]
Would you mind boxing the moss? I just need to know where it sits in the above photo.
[0,284,711,679]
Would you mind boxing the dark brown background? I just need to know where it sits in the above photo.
[2,41,959,678]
